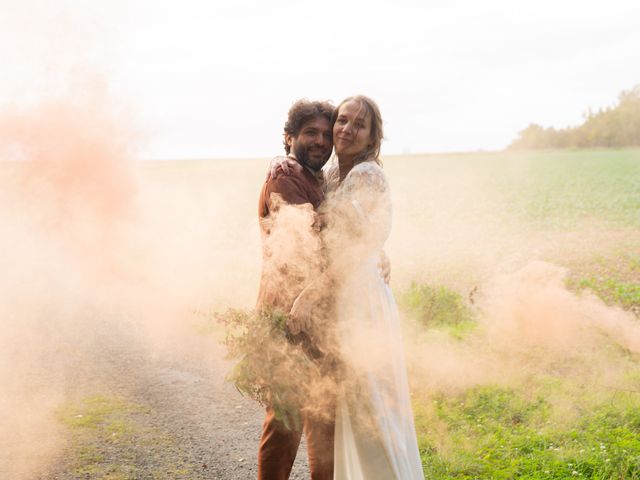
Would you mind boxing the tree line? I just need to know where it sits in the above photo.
[509,84,640,149]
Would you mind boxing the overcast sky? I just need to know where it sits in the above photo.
[2,0,640,159]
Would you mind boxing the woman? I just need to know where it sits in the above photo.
[278,96,424,479]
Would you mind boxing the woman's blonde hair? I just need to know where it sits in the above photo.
[332,95,384,166]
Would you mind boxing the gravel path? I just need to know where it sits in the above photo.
[42,326,312,479]
[130,338,312,480]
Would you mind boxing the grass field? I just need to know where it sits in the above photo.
[383,148,640,287]
[2,147,639,478]
[155,148,640,478]
[135,148,640,478]
[386,149,640,478]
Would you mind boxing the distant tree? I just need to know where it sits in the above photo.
[508,84,640,149]
[509,124,544,149]
[509,124,561,149]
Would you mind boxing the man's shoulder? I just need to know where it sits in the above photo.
[261,168,319,209]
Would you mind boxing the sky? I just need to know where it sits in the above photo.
[1,0,640,159]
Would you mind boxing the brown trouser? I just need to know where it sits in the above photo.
[257,406,334,480]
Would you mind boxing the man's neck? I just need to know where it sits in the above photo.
[290,153,321,175]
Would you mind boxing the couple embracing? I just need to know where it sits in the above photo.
[256,96,423,480]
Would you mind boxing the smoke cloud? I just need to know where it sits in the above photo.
[0,79,265,477]
[404,260,640,399]
[1,21,637,473]
[2,102,638,477]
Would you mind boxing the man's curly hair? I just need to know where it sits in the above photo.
[283,99,335,154]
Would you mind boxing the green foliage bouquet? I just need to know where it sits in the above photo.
[216,308,336,431]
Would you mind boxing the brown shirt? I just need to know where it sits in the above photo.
[258,167,324,225]
[256,167,325,312]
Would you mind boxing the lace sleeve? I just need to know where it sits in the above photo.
[326,161,392,257]
[341,162,389,219]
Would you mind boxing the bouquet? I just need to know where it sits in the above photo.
[216,307,337,431]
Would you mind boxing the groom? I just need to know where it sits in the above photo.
[256,99,336,480]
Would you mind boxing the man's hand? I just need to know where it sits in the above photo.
[378,250,391,284]
[266,155,302,181]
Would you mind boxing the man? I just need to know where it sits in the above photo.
[256,99,335,480]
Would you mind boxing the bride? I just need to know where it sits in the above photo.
[287,95,424,479]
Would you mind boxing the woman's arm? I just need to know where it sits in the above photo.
[287,272,333,335]
[265,155,303,181]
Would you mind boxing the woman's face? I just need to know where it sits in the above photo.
[333,100,372,158]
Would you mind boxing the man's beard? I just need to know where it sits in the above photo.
[293,143,330,172]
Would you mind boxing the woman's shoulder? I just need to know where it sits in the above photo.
[352,159,383,174]
[352,159,386,180]
[346,160,388,191]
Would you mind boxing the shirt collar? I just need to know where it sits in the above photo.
[305,166,325,186]
[289,154,324,186]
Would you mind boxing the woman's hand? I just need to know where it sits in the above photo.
[378,250,391,284]
[313,211,329,232]
[288,289,314,335]
[266,155,302,180]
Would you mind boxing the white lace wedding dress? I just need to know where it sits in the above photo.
[322,157,424,480]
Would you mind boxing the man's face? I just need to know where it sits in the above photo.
[287,116,332,171]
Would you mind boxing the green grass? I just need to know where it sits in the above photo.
[402,264,640,477]
[493,149,640,228]
[568,252,640,312]
[56,394,196,479]
[399,282,476,339]
[415,384,640,479]
[575,276,640,310]
[387,148,640,231]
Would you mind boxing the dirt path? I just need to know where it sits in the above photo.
[42,327,312,479]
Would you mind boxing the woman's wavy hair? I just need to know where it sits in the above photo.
[331,95,384,166]
[283,99,335,155]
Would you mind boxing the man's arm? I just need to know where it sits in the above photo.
[265,172,312,208]
[263,172,321,336]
